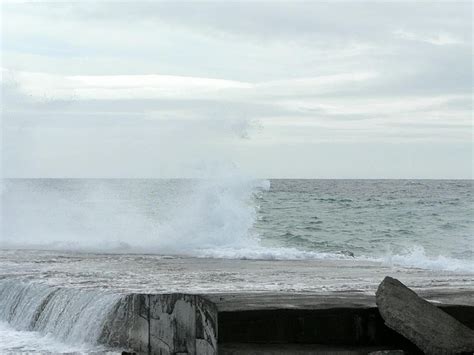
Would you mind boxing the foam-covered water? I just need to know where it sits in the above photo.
[1,179,472,272]
[0,321,119,354]
[0,249,472,353]
[0,279,123,354]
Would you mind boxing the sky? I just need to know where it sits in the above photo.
[1,1,472,178]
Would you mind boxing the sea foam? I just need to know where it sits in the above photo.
[377,245,474,273]
[1,178,472,274]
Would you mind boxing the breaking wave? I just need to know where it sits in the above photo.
[1,178,472,273]
[194,244,473,273]
[1,176,270,254]
[376,245,474,273]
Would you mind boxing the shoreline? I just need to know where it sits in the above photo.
[1,249,472,294]
[2,278,473,354]
[1,250,473,353]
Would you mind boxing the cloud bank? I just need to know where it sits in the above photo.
[1,1,472,178]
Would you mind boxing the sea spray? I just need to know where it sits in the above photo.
[378,245,474,273]
[0,174,271,254]
[155,176,270,252]
[1,179,472,273]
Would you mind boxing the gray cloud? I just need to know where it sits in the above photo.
[1,1,472,178]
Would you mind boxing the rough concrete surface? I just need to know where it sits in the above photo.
[376,276,474,354]
[202,290,474,312]
[102,288,474,354]
[102,293,218,355]
[219,343,405,355]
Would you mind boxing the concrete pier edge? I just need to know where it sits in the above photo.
[102,291,474,354]
[102,293,218,354]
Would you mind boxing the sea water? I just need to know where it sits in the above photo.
[1,179,472,269]
[0,179,472,352]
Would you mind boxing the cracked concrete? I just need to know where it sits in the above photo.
[102,293,218,354]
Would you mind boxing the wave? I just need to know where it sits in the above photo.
[1,177,270,254]
[1,178,471,274]
[191,244,473,273]
[375,245,474,273]
[195,245,352,261]
[0,321,116,354]
[0,279,123,352]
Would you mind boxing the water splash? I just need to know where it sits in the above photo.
[1,175,270,255]
[1,179,472,273]
[0,279,124,352]
[0,280,121,342]
[155,177,270,252]
[378,245,474,273]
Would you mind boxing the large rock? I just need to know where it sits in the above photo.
[376,276,474,354]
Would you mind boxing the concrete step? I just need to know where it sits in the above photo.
[212,294,474,350]
[219,343,405,355]
[110,292,474,354]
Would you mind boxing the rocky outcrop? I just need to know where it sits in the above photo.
[376,276,474,354]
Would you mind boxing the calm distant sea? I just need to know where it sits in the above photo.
[257,179,473,262]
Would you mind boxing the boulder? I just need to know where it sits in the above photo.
[376,276,474,354]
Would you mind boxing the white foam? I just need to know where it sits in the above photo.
[2,177,471,274]
[376,245,474,273]
[191,244,474,274]
[195,245,350,261]
[0,321,118,354]
[0,280,123,353]
[1,174,271,255]
[152,176,270,253]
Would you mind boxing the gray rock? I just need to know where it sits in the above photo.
[376,276,474,355]
[368,351,404,355]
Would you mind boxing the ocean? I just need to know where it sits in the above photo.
[0,179,472,353]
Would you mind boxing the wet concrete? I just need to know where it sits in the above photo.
[218,343,405,355]
[102,293,217,355]
[105,290,474,355]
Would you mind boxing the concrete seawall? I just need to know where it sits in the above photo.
[98,291,474,354]
[100,294,218,354]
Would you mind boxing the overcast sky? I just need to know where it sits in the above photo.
[1,1,472,178]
